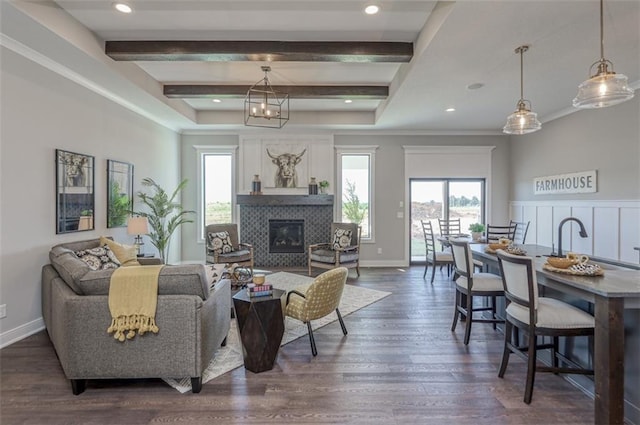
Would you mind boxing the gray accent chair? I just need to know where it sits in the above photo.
[205,223,254,272]
[42,238,230,395]
[308,222,361,277]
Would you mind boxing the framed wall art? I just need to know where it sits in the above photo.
[262,142,309,189]
[56,149,95,234]
[107,159,134,228]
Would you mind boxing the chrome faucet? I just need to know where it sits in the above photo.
[557,217,588,257]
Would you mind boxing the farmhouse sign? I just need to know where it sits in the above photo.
[534,170,597,195]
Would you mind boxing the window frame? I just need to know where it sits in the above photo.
[335,145,378,243]
[195,145,238,243]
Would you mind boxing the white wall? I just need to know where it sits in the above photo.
[510,96,639,202]
[0,47,181,346]
[509,95,640,261]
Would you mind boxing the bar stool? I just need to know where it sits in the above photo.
[449,238,504,345]
[496,250,594,404]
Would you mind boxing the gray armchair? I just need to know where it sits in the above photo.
[308,222,361,277]
[205,223,254,272]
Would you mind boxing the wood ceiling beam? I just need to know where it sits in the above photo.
[164,85,388,99]
[106,41,413,63]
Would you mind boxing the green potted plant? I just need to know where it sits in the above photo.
[319,180,329,194]
[468,223,485,241]
[134,177,194,263]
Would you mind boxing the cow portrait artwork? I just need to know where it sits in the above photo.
[58,151,89,187]
[266,148,306,188]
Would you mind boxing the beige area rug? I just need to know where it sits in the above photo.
[163,271,391,393]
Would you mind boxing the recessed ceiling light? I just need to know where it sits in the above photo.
[467,83,484,90]
[365,5,379,15]
[212,98,222,103]
[344,99,353,104]
[114,2,132,13]
[446,108,456,112]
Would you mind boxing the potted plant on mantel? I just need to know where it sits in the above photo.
[319,180,329,194]
[134,177,194,263]
[468,223,485,241]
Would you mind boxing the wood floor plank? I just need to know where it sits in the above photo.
[0,266,595,424]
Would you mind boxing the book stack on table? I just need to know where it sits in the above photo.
[246,283,273,298]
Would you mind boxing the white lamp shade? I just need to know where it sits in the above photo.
[127,216,149,235]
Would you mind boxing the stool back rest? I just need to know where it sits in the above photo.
[510,220,530,244]
[486,224,517,242]
[438,218,461,236]
[421,220,437,259]
[304,267,348,320]
[497,251,538,312]
[450,238,473,278]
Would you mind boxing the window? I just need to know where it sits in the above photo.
[410,178,485,262]
[336,145,377,242]
[195,146,237,241]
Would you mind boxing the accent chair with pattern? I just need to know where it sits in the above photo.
[308,222,360,277]
[205,223,254,272]
[285,267,349,356]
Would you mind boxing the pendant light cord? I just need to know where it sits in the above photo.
[599,0,605,60]
[520,47,524,100]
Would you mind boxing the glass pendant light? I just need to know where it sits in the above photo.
[503,45,541,135]
[573,0,634,109]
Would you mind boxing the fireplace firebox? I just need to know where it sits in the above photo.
[269,219,304,253]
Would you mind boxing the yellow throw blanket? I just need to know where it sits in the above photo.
[107,265,163,342]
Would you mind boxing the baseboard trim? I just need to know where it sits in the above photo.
[360,260,408,268]
[0,318,45,349]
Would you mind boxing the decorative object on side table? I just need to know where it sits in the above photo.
[468,223,485,241]
[134,178,194,263]
[127,216,149,257]
[251,174,262,195]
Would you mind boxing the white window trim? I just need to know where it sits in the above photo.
[335,145,378,243]
[194,145,238,243]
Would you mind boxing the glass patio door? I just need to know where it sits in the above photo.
[410,179,485,263]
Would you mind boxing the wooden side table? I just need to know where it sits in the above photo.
[232,289,285,373]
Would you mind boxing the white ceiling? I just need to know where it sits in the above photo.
[2,0,639,133]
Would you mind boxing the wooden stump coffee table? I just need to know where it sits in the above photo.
[232,289,285,373]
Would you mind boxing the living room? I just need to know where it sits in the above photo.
[1,1,639,424]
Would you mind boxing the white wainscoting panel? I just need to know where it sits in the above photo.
[538,206,556,248]
[510,200,640,264]
[620,207,640,263]
[571,207,593,256]
[593,207,619,260]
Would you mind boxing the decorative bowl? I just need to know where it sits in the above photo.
[488,243,510,250]
[546,257,578,269]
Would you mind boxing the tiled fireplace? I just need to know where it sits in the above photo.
[238,195,334,267]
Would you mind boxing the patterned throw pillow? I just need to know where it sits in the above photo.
[207,231,235,254]
[332,228,353,250]
[75,245,121,271]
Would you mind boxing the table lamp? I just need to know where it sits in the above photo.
[127,216,149,257]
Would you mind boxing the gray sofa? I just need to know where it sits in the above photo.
[41,238,230,394]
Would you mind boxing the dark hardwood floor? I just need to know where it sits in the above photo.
[1,266,595,424]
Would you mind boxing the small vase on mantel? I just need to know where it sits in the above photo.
[251,174,262,195]
[308,177,318,195]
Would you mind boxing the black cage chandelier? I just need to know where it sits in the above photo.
[244,66,290,129]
